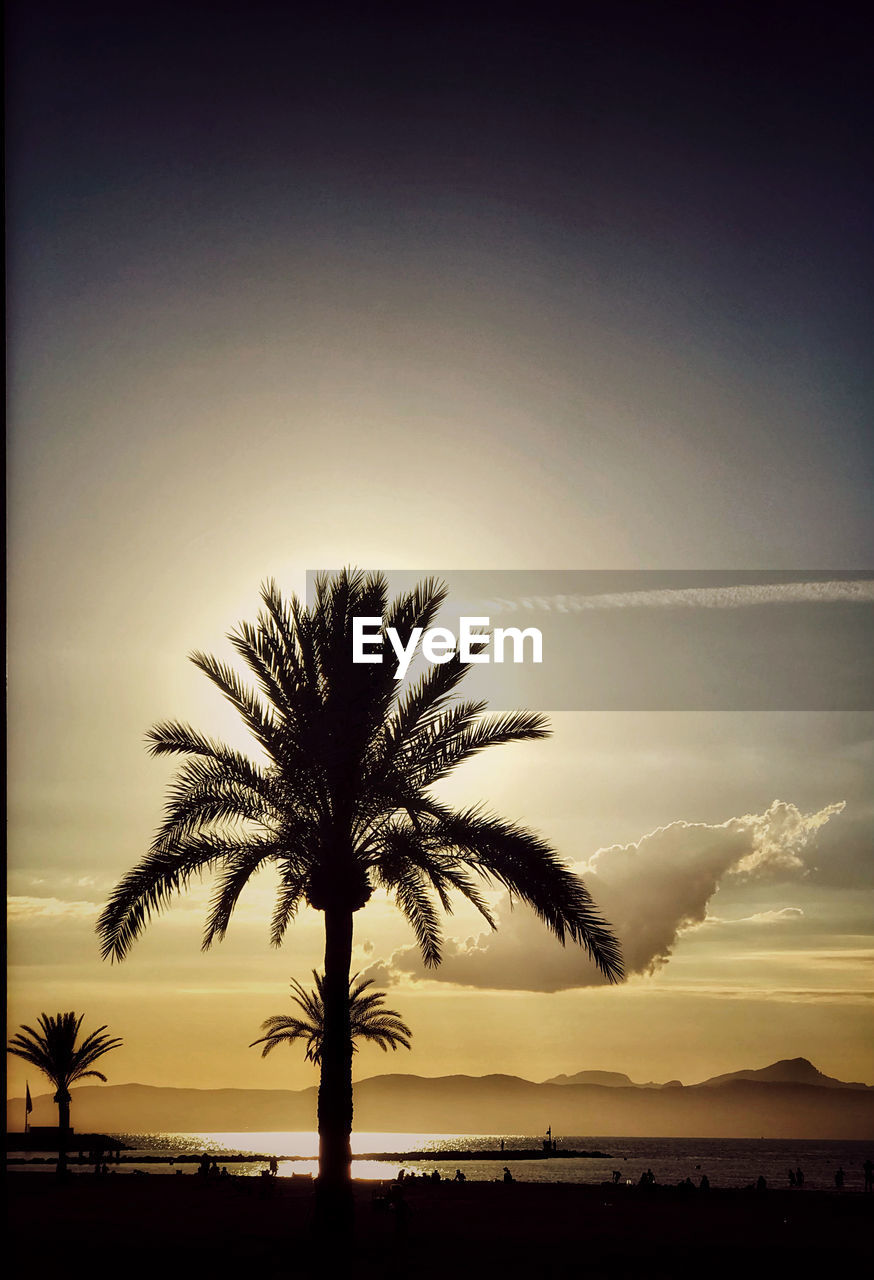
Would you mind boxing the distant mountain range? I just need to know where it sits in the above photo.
[8,1058,873,1140]
[545,1058,872,1091]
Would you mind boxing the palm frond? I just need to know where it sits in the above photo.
[201,838,283,948]
[227,618,294,724]
[269,866,308,947]
[385,577,448,639]
[98,834,254,961]
[413,708,551,787]
[428,806,624,982]
[373,856,443,968]
[250,1014,322,1060]
[188,651,285,761]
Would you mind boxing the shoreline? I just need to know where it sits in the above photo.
[6,1145,612,1166]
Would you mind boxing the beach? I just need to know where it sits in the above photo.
[7,1171,872,1279]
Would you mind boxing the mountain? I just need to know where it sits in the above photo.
[695,1057,872,1090]
[8,1060,874,1140]
[545,1070,637,1087]
[544,1070,674,1089]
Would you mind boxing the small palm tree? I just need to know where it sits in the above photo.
[251,972,412,1064]
[7,1012,122,1176]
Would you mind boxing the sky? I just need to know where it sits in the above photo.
[6,2,873,1102]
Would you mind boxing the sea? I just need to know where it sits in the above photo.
[8,1133,873,1190]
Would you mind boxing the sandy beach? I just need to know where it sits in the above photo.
[7,1172,872,1279]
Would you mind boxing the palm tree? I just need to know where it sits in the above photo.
[7,1012,122,1176]
[251,971,412,1063]
[97,569,622,1235]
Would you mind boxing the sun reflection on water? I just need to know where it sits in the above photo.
[123,1131,480,1179]
[141,1131,482,1159]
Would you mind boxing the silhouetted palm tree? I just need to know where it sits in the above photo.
[251,971,412,1063]
[97,569,622,1236]
[7,1012,122,1176]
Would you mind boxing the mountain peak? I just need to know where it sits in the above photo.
[544,1069,636,1088]
[696,1058,870,1090]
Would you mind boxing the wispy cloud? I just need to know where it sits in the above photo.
[7,896,100,921]
[702,907,804,926]
[633,983,874,1005]
[487,579,874,614]
[729,948,874,969]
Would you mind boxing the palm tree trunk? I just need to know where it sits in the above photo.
[315,904,354,1241]
[55,1090,71,1178]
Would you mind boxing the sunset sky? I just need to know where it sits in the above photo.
[7,3,872,1102]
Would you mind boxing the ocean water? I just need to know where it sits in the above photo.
[10,1132,873,1190]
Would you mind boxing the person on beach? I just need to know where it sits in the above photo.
[789,1169,797,1187]
[503,1167,514,1183]
[834,1167,844,1189]
[795,1166,804,1187]
[864,1160,873,1191]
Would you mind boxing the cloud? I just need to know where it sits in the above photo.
[7,896,100,921]
[702,907,804,926]
[370,800,844,993]
[634,984,873,1005]
[727,801,845,877]
[487,580,874,614]
[580,801,843,980]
